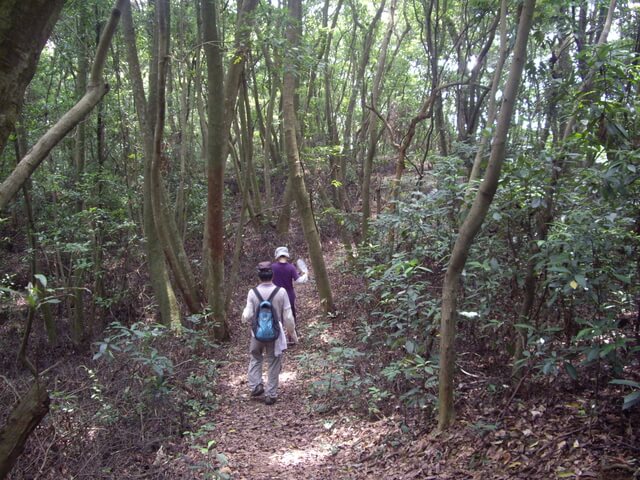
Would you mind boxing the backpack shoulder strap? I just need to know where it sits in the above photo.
[252,287,264,303]
[267,286,280,303]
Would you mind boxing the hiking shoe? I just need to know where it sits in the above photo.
[264,396,277,405]
[251,384,264,397]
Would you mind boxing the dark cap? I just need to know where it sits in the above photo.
[257,261,272,271]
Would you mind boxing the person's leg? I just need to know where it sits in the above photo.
[290,300,297,323]
[248,338,265,395]
[264,342,282,401]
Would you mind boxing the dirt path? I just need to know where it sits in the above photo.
[187,239,410,480]
[207,249,369,479]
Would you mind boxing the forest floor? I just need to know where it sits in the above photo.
[1,229,639,479]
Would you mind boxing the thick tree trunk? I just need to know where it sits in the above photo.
[284,0,334,313]
[0,0,64,157]
[202,0,259,339]
[0,0,124,211]
[0,383,50,479]
[437,0,536,431]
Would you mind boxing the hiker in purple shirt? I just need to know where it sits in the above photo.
[271,246,307,343]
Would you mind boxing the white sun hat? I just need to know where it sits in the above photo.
[274,246,290,259]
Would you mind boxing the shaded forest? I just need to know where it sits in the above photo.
[0,0,638,478]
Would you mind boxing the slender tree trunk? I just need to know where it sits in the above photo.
[284,0,334,313]
[121,0,180,327]
[437,0,536,431]
[14,127,56,345]
[464,0,509,206]
[339,2,385,222]
[511,0,617,371]
[150,0,202,320]
[69,5,89,347]
[276,175,293,237]
[361,0,394,240]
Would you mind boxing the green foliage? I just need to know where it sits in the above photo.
[94,322,174,392]
[609,379,640,411]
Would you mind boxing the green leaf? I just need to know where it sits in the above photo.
[623,391,640,410]
[574,274,587,288]
[514,323,535,331]
[610,379,640,388]
[586,347,599,362]
[34,274,47,289]
[612,273,631,284]
[564,362,578,380]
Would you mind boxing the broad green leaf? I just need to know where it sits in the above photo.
[34,274,47,289]
[564,362,578,381]
[610,379,640,388]
[623,391,640,410]
[557,471,576,478]
[612,273,631,284]
[574,275,587,288]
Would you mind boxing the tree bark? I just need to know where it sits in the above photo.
[121,0,180,327]
[0,0,64,157]
[0,382,50,479]
[361,0,393,240]
[0,0,125,211]
[202,0,259,339]
[284,0,334,313]
[150,0,202,322]
[437,0,536,431]
[464,0,509,207]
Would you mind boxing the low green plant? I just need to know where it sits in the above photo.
[93,321,174,392]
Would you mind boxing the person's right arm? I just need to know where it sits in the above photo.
[242,290,256,324]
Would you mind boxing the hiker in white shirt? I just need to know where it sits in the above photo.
[242,261,297,405]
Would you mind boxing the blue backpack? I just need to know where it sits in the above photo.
[252,287,281,342]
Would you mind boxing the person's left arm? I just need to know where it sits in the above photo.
[277,289,298,342]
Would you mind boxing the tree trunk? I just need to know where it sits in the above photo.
[464,0,509,207]
[0,0,125,211]
[437,0,536,431]
[361,0,394,240]
[0,0,64,157]
[284,0,334,313]
[0,382,50,479]
[202,0,259,339]
[150,0,202,321]
[121,0,180,327]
